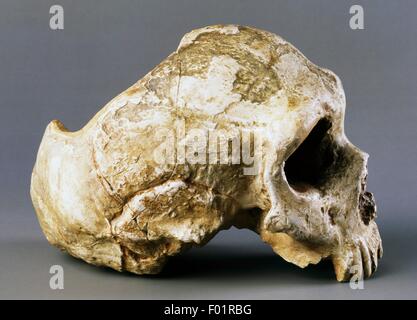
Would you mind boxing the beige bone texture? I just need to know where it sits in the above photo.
[30,25,382,281]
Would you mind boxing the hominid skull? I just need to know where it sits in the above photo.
[31,25,382,281]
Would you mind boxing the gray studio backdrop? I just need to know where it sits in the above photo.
[0,0,416,299]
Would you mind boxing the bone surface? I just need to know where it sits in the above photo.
[30,25,382,281]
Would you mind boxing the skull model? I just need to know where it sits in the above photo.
[31,25,382,281]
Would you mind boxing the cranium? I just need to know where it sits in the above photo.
[31,25,382,281]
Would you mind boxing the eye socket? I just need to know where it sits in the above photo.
[283,118,335,192]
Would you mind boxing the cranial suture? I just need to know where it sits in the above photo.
[30,25,382,281]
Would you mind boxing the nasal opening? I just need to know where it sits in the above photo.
[284,118,335,192]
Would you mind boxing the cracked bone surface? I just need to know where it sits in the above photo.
[31,25,382,281]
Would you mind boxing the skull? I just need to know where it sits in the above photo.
[31,25,382,281]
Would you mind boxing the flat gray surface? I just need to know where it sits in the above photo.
[1,0,416,299]
[0,223,416,299]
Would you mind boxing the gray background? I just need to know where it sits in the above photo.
[0,0,416,299]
